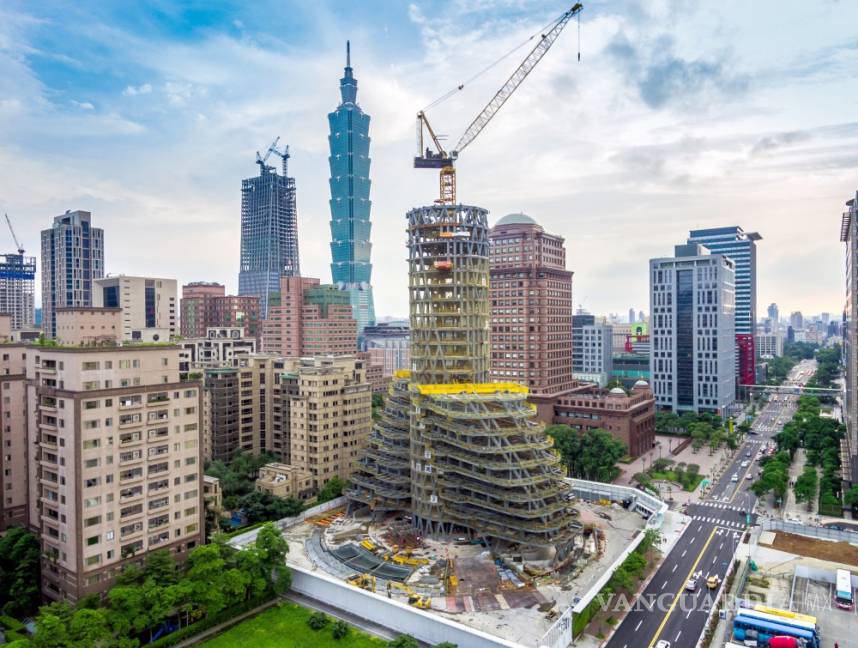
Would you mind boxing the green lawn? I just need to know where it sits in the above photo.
[649,470,705,492]
[201,601,389,648]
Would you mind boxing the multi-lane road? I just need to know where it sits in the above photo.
[605,360,816,648]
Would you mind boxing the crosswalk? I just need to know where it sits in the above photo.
[698,502,746,512]
[689,515,747,529]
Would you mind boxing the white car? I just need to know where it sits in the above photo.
[656,642,671,648]
[746,472,753,480]
[731,474,739,482]
[685,578,697,592]
[741,460,749,467]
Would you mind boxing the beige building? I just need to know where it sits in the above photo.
[255,463,313,500]
[93,275,177,341]
[203,475,222,513]
[55,307,122,346]
[178,327,256,379]
[27,343,203,602]
[0,345,28,530]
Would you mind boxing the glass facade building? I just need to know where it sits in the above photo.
[239,149,299,319]
[327,42,375,335]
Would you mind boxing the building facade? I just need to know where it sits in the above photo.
[178,327,256,379]
[328,42,375,336]
[572,315,612,386]
[180,283,260,341]
[239,147,299,318]
[93,275,177,341]
[755,332,784,359]
[27,345,203,602]
[489,213,574,396]
[260,276,357,358]
[650,244,736,413]
[0,253,36,330]
[0,346,28,530]
[41,211,105,339]
[687,227,760,386]
[840,192,858,486]
[767,303,779,326]
[361,322,409,376]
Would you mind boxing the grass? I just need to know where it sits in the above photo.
[649,470,705,492]
[200,601,389,648]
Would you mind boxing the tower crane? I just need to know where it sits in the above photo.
[414,3,582,205]
[4,213,24,255]
[255,136,281,174]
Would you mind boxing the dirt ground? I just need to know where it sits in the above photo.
[768,532,858,567]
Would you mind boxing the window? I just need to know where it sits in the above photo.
[86,535,99,546]
[82,361,100,371]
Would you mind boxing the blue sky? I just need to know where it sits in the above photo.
[2,0,857,318]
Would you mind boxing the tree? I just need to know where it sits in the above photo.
[0,526,42,616]
[389,636,420,648]
[547,426,626,482]
[793,466,818,506]
[307,611,329,630]
[144,549,177,586]
[332,619,350,640]
[845,484,858,506]
[316,476,346,504]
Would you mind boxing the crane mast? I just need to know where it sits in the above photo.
[4,214,24,255]
[414,3,582,205]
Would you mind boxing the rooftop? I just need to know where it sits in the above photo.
[495,212,538,227]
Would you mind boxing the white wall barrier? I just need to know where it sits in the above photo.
[290,565,525,648]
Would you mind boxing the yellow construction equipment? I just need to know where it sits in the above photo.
[387,581,431,609]
[360,539,377,552]
[347,573,376,593]
[414,4,583,204]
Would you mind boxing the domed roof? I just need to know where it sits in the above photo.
[609,387,626,396]
[633,379,650,389]
[495,212,537,226]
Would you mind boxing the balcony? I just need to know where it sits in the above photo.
[147,392,170,405]
[119,450,144,466]
[119,432,143,447]
[119,414,143,429]
[120,522,144,540]
[120,504,144,520]
[120,485,144,502]
[147,411,169,423]
[119,468,144,484]
[119,396,143,410]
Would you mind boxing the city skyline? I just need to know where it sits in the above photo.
[1,1,855,319]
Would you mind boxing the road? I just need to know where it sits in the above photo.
[604,360,816,648]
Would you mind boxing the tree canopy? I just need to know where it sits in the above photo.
[546,426,626,482]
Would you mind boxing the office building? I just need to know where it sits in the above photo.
[362,322,409,376]
[650,243,736,413]
[790,311,804,332]
[755,332,784,359]
[93,275,177,341]
[489,213,574,395]
[180,282,260,341]
[611,321,648,354]
[178,327,256,379]
[27,343,203,602]
[0,346,28,531]
[638,310,645,323]
[611,352,651,389]
[238,143,299,318]
[328,42,375,335]
[572,315,612,386]
[0,252,36,330]
[349,204,576,548]
[767,303,779,325]
[628,308,636,323]
[41,210,105,339]
[687,226,760,387]
[260,276,357,358]
[572,313,594,373]
[840,192,858,486]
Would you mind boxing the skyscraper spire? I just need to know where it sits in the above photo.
[340,40,357,105]
[346,39,350,68]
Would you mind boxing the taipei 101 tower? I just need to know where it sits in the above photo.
[327,42,375,336]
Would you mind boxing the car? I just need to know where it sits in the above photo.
[741,460,750,467]
[685,578,697,592]
[656,642,671,648]
[731,474,739,482]
[745,450,752,457]
[746,472,753,480]
[707,575,721,589]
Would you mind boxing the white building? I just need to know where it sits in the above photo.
[755,332,784,359]
[93,275,177,341]
[650,244,736,413]
[178,327,256,378]
[573,322,613,387]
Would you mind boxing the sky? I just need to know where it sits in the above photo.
[1,0,857,320]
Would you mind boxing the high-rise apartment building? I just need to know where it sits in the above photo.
[0,252,36,330]
[0,346,28,531]
[687,226,760,387]
[260,276,357,357]
[650,244,736,413]
[27,344,203,602]
[239,145,299,318]
[93,275,177,341]
[489,213,574,396]
[180,282,260,341]
[328,42,375,336]
[41,210,105,339]
[840,192,858,486]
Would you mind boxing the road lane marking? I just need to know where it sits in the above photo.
[675,631,682,642]
[646,526,718,648]
[690,536,696,544]
[635,620,642,632]
[686,609,692,619]
[681,550,687,557]
[661,580,667,590]
[672,564,677,572]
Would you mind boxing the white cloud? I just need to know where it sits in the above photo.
[70,100,94,110]
[122,83,152,96]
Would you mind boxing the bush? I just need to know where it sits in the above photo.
[0,616,26,632]
[148,595,275,648]
[307,611,330,630]
[389,635,420,648]
[331,619,350,640]
[436,643,458,648]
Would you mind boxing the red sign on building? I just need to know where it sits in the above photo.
[736,333,756,386]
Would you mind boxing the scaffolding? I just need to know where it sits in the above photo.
[0,253,35,330]
[347,203,579,551]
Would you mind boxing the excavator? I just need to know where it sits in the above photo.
[346,573,376,593]
[414,4,583,205]
[387,581,431,609]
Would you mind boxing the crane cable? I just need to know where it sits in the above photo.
[421,8,575,113]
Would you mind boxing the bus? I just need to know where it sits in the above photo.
[754,604,817,627]
[735,608,817,635]
[835,568,854,610]
[733,612,819,648]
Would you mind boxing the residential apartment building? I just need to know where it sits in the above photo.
[55,307,122,346]
[255,463,313,501]
[202,368,241,462]
[41,210,105,339]
[840,192,858,486]
[27,344,203,602]
[362,322,409,376]
[687,227,760,386]
[650,244,736,413]
[489,213,574,396]
[178,327,256,379]
[0,345,28,530]
[180,282,260,341]
[260,276,357,358]
[93,275,177,341]
[0,253,36,330]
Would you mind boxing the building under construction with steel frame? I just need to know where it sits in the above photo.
[349,204,577,550]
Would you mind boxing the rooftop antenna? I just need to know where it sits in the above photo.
[346,40,351,67]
